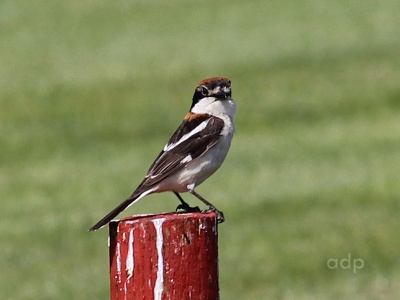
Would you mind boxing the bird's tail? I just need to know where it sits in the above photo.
[89,189,151,231]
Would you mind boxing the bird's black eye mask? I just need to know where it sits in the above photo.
[191,86,209,108]
[200,86,208,96]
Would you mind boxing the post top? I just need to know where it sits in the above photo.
[110,211,218,226]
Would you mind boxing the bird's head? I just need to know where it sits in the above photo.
[192,77,231,103]
[190,77,235,116]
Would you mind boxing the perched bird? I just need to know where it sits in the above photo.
[89,77,236,231]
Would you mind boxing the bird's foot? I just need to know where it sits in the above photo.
[176,203,201,213]
[202,206,225,224]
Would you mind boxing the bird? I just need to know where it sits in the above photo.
[89,77,236,231]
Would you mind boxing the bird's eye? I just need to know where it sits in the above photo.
[200,86,208,96]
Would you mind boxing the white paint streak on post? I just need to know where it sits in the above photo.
[198,220,206,234]
[126,229,134,280]
[152,218,165,300]
[116,242,122,283]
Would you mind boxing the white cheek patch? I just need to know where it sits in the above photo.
[164,119,210,152]
[222,86,231,94]
[210,86,221,94]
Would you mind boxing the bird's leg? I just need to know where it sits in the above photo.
[174,192,200,213]
[189,190,225,223]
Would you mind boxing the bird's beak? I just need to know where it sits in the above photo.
[217,90,231,100]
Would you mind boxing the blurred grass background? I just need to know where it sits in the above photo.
[1,0,400,299]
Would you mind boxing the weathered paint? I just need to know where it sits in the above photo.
[126,229,134,279]
[115,242,121,280]
[109,212,219,299]
[152,218,166,300]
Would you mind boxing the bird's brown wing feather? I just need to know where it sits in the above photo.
[136,114,224,191]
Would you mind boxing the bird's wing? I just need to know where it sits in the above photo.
[89,113,224,231]
[140,113,224,188]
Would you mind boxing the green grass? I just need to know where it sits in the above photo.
[1,0,400,299]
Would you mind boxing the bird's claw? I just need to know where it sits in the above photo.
[202,207,225,223]
[176,203,201,213]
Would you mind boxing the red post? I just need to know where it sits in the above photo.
[109,212,219,300]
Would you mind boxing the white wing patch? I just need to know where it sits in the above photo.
[180,154,192,164]
[163,119,210,152]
